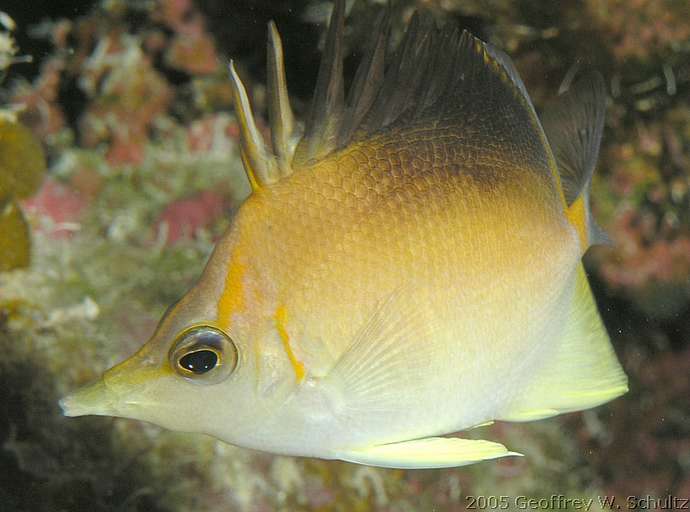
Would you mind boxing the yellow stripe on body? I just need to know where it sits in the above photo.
[216,248,247,331]
[275,305,306,382]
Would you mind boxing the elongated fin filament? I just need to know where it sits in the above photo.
[267,21,298,178]
[228,60,278,189]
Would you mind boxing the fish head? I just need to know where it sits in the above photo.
[60,202,283,441]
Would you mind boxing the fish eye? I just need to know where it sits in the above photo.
[179,349,218,374]
[170,326,238,384]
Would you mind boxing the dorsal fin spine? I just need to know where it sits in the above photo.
[228,60,278,190]
[294,0,346,165]
[267,21,298,178]
[233,2,563,205]
[339,7,390,146]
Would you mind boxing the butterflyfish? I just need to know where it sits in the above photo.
[61,1,628,469]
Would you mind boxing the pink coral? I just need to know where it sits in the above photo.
[154,0,219,75]
[155,190,227,244]
[22,178,87,239]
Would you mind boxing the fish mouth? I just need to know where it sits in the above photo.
[60,351,163,418]
[59,378,119,417]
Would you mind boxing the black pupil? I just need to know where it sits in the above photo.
[180,350,218,374]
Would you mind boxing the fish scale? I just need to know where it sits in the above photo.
[242,143,573,384]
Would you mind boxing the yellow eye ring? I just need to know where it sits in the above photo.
[169,325,238,384]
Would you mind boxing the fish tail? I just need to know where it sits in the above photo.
[542,71,610,251]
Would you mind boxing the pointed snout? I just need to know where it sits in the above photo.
[59,352,171,420]
[59,377,116,417]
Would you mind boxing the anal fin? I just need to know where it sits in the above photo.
[336,437,521,469]
[499,265,628,422]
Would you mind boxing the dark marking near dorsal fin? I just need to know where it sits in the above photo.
[289,5,559,187]
[231,1,562,196]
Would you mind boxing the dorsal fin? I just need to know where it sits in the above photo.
[542,71,609,248]
[228,61,279,189]
[356,11,429,134]
[267,21,300,178]
[293,0,346,166]
[374,27,544,145]
[293,6,559,187]
[541,72,606,206]
[229,18,302,190]
[230,2,560,193]
[483,43,540,122]
[338,7,390,147]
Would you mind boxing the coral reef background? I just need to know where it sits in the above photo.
[1,0,688,510]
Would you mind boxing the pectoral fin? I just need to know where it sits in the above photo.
[322,290,442,415]
[336,437,522,469]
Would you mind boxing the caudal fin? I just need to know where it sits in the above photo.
[542,72,609,250]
